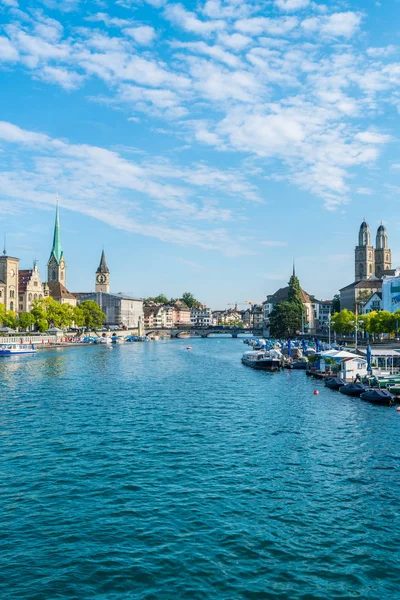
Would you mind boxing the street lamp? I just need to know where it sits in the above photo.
[328,310,331,347]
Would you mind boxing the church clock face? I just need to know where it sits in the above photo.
[9,269,15,277]
[60,259,65,269]
[97,273,106,284]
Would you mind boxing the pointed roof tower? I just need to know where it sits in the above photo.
[48,195,63,264]
[96,249,110,273]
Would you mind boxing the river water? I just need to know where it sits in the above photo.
[1,338,400,599]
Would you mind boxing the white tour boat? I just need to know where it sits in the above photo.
[241,349,283,371]
[0,342,36,356]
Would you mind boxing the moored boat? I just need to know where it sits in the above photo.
[360,389,395,406]
[339,383,368,397]
[325,377,343,390]
[241,349,283,371]
[0,343,36,356]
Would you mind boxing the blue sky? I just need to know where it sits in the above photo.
[0,0,400,308]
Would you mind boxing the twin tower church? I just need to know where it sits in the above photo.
[355,220,392,281]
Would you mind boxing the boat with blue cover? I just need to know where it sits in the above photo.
[339,382,368,397]
[360,389,395,406]
[325,377,343,390]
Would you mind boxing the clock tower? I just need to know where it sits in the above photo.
[95,249,110,293]
[47,197,66,286]
[0,246,20,313]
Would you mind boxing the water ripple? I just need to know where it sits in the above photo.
[1,339,400,599]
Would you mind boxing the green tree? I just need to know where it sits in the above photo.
[180,292,201,309]
[144,294,169,304]
[1,307,18,329]
[18,312,35,330]
[287,274,304,313]
[73,306,85,328]
[331,294,340,314]
[31,298,49,331]
[78,300,106,329]
[269,301,303,337]
[330,309,356,334]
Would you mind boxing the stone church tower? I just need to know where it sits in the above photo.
[0,247,20,313]
[47,198,66,286]
[355,220,375,281]
[95,249,110,293]
[375,224,391,278]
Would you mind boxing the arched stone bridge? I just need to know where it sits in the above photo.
[145,327,263,338]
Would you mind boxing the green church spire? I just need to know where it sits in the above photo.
[49,194,63,264]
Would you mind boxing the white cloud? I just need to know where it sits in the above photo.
[164,4,226,35]
[235,16,298,36]
[40,65,84,90]
[0,120,259,255]
[355,131,392,144]
[301,12,362,38]
[124,26,156,45]
[366,45,397,58]
[0,36,18,61]
[275,0,310,11]
[217,32,252,50]
[172,41,240,67]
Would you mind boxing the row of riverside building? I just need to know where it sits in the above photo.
[1,206,398,334]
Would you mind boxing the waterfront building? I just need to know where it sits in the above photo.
[95,250,110,293]
[382,271,400,313]
[18,261,45,313]
[317,301,332,332]
[362,292,382,314]
[144,303,174,328]
[339,279,382,313]
[240,308,251,328]
[190,307,212,327]
[46,199,76,306]
[0,249,19,312]
[263,282,317,335]
[251,305,264,329]
[172,301,191,325]
[78,292,144,329]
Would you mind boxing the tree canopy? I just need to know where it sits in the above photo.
[269,301,303,337]
[144,292,202,308]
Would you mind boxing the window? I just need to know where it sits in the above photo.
[10,301,13,311]
[60,271,64,280]
[19,304,23,311]
[34,281,38,287]
[29,293,32,301]
[10,290,14,298]
[34,294,37,300]
[0,290,2,298]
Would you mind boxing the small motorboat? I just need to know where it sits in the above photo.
[339,383,368,397]
[360,389,395,406]
[292,358,308,370]
[242,349,283,371]
[325,377,344,390]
